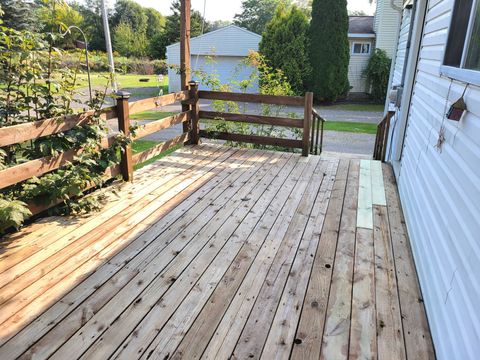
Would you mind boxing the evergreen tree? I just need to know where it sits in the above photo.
[260,5,310,94]
[309,0,350,101]
[234,0,282,34]
[0,0,36,31]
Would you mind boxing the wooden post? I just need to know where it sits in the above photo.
[180,0,191,137]
[189,80,200,145]
[303,92,313,157]
[116,91,133,181]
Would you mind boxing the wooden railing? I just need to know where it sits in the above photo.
[0,84,322,216]
[311,109,325,155]
[196,90,314,156]
[0,89,194,215]
[374,111,395,162]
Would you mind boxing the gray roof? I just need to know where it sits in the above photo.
[348,16,375,34]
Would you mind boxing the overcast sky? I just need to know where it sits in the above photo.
[130,0,376,21]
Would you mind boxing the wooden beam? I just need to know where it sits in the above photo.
[128,91,190,115]
[303,92,313,156]
[116,91,133,182]
[180,0,191,90]
[132,133,189,165]
[199,130,303,149]
[199,111,303,128]
[198,90,305,106]
[133,111,191,140]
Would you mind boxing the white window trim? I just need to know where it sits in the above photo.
[351,42,371,56]
[441,0,480,86]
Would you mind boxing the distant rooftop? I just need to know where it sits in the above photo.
[348,16,375,34]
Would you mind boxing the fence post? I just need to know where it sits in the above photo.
[116,91,133,182]
[188,80,200,145]
[303,92,313,157]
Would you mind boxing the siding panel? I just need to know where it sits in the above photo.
[395,0,480,359]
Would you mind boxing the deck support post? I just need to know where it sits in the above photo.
[303,92,313,156]
[189,81,200,145]
[180,0,191,141]
[116,91,133,182]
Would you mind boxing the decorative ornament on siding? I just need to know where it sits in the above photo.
[446,85,469,122]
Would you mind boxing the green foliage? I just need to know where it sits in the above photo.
[37,0,84,33]
[0,21,129,233]
[195,52,301,152]
[234,0,284,34]
[363,49,391,102]
[111,0,148,35]
[0,198,31,233]
[71,0,106,52]
[309,0,350,102]
[260,4,311,94]
[113,21,148,57]
[0,0,36,31]
[144,7,165,38]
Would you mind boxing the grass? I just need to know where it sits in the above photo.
[130,111,176,121]
[75,73,168,90]
[319,103,384,112]
[131,139,181,170]
[323,120,377,134]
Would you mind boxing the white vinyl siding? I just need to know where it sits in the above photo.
[166,25,260,93]
[374,0,404,57]
[392,8,413,86]
[395,0,480,359]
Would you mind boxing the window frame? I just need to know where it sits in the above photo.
[351,42,371,56]
[440,0,480,86]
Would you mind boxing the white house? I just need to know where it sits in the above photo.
[348,0,403,94]
[384,0,480,359]
[166,25,261,93]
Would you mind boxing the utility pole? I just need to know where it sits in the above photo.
[180,0,191,136]
[101,0,117,91]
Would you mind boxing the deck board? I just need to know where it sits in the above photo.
[0,144,435,360]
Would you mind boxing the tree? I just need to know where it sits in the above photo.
[309,0,350,101]
[71,0,106,51]
[144,7,165,38]
[260,4,311,94]
[37,0,84,32]
[0,0,36,30]
[234,0,285,34]
[111,0,148,35]
[349,10,367,15]
[210,20,231,31]
[113,21,147,57]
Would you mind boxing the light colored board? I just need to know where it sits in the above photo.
[0,147,237,343]
[373,205,406,360]
[371,160,387,206]
[48,150,283,359]
[5,148,261,360]
[357,159,373,229]
[231,159,339,360]
[349,227,377,360]
[290,159,352,360]
[260,160,338,360]
[115,154,301,359]
[382,165,435,359]
[170,156,323,360]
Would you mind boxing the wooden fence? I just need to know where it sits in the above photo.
[0,84,322,215]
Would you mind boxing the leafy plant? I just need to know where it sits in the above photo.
[0,14,129,234]
[363,48,391,102]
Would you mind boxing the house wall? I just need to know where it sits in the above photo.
[393,0,480,359]
[391,7,413,86]
[166,25,260,93]
[348,38,375,92]
[374,0,404,57]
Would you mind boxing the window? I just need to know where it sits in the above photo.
[444,0,480,71]
[352,42,371,55]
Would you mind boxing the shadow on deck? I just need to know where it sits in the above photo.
[0,144,434,359]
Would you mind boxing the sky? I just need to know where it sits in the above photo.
[132,0,376,22]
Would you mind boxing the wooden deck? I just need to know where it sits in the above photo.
[0,144,434,359]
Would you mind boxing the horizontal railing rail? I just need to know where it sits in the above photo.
[197,90,313,156]
[0,89,193,216]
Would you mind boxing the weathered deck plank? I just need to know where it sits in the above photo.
[0,145,435,360]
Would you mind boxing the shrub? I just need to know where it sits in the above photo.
[363,49,391,102]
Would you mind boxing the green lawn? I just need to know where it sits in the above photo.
[130,110,176,121]
[323,120,377,134]
[319,103,384,112]
[75,73,168,91]
[132,139,181,170]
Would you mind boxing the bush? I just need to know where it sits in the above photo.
[363,49,391,102]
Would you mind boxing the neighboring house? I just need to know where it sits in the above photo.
[167,25,261,93]
[348,16,376,93]
[348,0,403,94]
[384,0,480,359]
